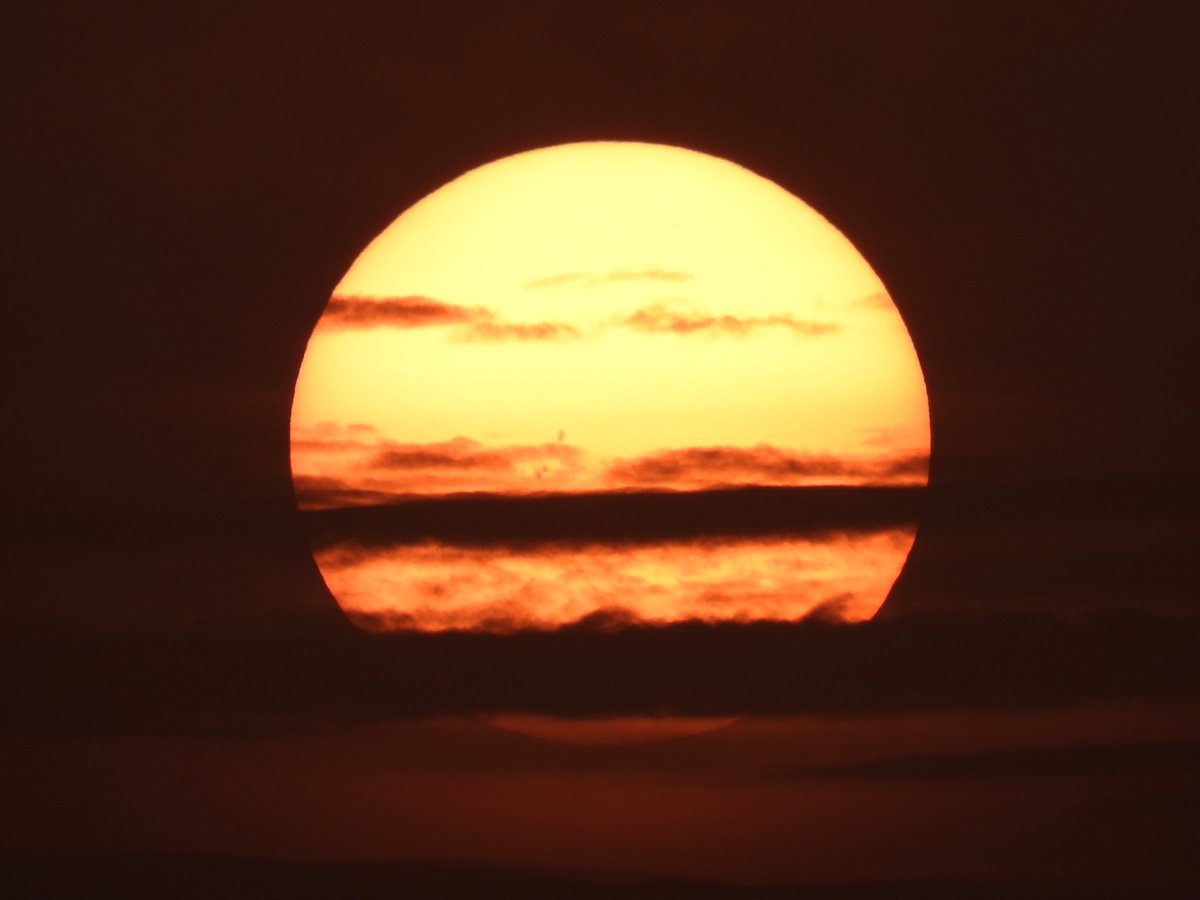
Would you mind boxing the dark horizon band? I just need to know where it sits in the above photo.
[303,484,924,550]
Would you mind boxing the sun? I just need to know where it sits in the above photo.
[291,141,929,635]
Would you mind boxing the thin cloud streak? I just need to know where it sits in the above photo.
[321,295,579,342]
[606,446,929,489]
[321,295,836,343]
[525,267,694,289]
[292,431,590,506]
[456,320,581,342]
[292,475,404,509]
[370,439,512,472]
[850,292,893,310]
[323,295,482,328]
[621,304,839,337]
[370,437,584,475]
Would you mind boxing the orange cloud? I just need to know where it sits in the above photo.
[293,426,927,507]
[370,438,513,473]
[605,445,928,489]
[371,436,584,474]
[316,531,916,632]
[292,429,591,506]
[620,304,838,336]
[290,422,383,454]
[292,475,400,509]
[876,454,931,479]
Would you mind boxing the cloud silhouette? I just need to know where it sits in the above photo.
[303,484,924,550]
[370,438,515,472]
[293,429,927,507]
[292,475,403,509]
[322,295,579,341]
[370,437,584,473]
[323,295,483,328]
[292,433,591,506]
[323,295,837,343]
[621,304,838,336]
[5,611,1197,729]
[606,446,928,488]
[290,422,384,455]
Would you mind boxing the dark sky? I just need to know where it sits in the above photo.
[3,2,1199,895]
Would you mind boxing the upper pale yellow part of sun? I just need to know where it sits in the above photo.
[293,141,928,476]
[332,142,879,317]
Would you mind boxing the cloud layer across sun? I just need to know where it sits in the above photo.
[291,142,929,632]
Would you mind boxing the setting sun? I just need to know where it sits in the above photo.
[291,141,929,632]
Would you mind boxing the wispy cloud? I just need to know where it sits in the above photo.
[292,430,590,507]
[621,304,838,337]
[292,475,402,509]
[324,295,483,328]
[291,421,382,454]
[323,294,837,343]
[369,438,512,473]
[371,436,584,474]
[293,429,927,507]
[456,320,581,342]
[525,267,694,290]
[850,291,892,310]
[606,446,928,489]
[322,295,579,342]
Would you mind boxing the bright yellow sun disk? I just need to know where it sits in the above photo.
[292,141,929,633]
[296,144,925,458]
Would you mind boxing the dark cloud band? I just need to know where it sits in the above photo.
[4,612,1197,730]
[774,738,1200,781]
[303,484,923,550]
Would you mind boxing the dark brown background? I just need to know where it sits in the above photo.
[3,2,1198,896]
